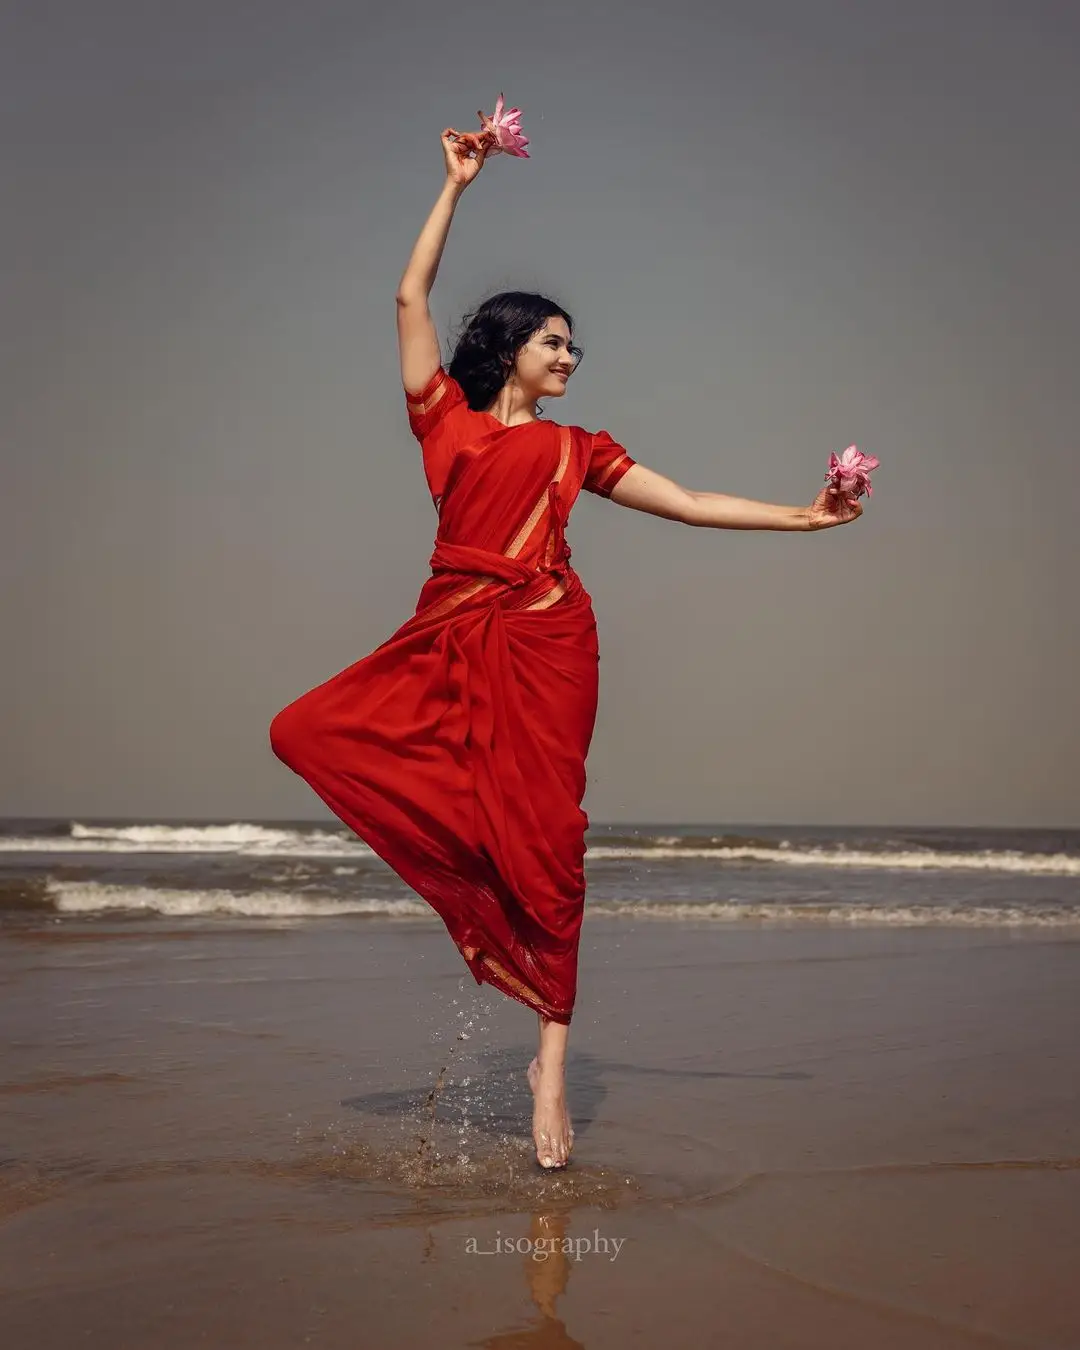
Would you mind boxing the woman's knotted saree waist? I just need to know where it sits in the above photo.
[428,483,573,606]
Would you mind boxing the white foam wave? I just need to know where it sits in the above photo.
[588,900,1080,927]
[586,844,1080,877]
[37,881,1080,928]
[2,824,1076,877]
[0,822,372,859]
[44,880,428,919]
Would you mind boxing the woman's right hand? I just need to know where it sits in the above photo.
[804,484,864,530]
[441,127,490,188]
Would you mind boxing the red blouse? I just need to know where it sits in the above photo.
[405,366,636,521]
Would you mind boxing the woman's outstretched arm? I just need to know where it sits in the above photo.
[396,129,488,392]
[609,462,863,532]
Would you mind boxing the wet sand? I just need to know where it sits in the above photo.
[1,916,1078,1348]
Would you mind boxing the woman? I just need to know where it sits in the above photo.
[269,125,863,1172]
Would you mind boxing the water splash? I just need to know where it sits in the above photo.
[415,988,494,1172]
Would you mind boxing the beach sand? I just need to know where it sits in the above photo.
[1,916,1078,1348]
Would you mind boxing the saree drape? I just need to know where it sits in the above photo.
[269,367,635,1023]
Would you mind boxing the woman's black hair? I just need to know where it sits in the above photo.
[448,290,579,417]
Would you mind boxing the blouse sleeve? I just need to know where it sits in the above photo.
[582,429,637,497]
[404,366,466,443]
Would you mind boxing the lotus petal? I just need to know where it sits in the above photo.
[476,92,530,158]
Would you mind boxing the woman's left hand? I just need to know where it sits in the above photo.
[804,485,864,531]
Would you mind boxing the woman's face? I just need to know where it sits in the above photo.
[513,317,581,400]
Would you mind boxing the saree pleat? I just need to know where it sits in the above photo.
[270,368,635,1023]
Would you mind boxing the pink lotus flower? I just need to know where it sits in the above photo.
[825,445,880,499]
[477,93,530,158]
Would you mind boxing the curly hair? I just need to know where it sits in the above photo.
[448,291,577,417]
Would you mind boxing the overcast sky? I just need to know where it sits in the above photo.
[3,0,1077,827]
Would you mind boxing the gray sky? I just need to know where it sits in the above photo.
[3,0,1078,827]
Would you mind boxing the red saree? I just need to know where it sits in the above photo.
[269,368,635,1024]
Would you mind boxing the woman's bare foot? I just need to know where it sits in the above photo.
[527,1054,574,1169]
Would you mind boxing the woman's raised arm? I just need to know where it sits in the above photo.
[396,129,489,393]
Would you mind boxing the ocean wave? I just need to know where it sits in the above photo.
[19,880,1080,927]
[0,823,1076,877]
[589,899,1080,927]
[42,880,428,919]
[586,844,1080,876]
[0,822,373,859]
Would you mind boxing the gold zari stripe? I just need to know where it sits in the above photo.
[461,945,565,1020]
[593,450,629,493]
[506,428,572,559]
[421,576,489,623]
[524,579,567,612]
[405,375,449,417]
